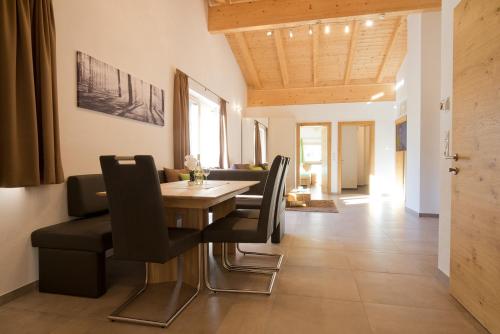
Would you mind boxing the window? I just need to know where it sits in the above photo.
[303,144,322,162]
[189,90,220,168]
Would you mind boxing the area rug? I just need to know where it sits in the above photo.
[286,200,339,213]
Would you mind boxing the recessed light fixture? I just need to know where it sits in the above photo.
[309,26,313,35]
[289,30,294,38]
[379,13,386,20]
[324,24,331,34]
[344,25,350,34]
[366,101,372,105]
[393,104,398,110]
[394,79,405,91]
[266,31,273,37]
[365,19,374,27]
[371,92,385,100]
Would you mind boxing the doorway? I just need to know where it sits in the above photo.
[296,123,332,196]
[338,121,375,194]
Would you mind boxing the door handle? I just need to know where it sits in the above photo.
[448,167,459,175]
[444,153,459,161]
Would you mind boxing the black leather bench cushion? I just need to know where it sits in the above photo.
[202,216,264,243]
[67,175,108,217]
[31,215,112,253]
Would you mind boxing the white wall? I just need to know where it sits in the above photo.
[438,0,461,277]
[420,12,442,214]
[0,0,246,296]
[246,101,397,195]
[267,117,296,190]
[397,12,441,215]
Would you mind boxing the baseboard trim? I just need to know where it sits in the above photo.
[434,268,450,289]
[404,207,439,218]
[419,213,439,218]
[0,281,38,307]
[405,207,419,217]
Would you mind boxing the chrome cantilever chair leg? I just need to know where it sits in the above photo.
[221,242,284,272]
[204,243,277,295]
[108,245,202,328]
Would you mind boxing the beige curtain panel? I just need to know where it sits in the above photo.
[173,69,190,169]
[0,0,64,187]
[219,98,229,169]
[254,120,262,165]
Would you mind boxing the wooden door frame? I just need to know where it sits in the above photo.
[296,122,332,193]
[337,121,375,193]
[395,115,407,198]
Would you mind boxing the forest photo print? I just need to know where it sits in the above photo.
[77,51,165,126]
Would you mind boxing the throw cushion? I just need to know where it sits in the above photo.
[179,173,190,181]
[164,168,189,182]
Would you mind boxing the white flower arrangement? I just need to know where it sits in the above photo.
[184,155,198,171]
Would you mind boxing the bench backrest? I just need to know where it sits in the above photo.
[67,170,167,217]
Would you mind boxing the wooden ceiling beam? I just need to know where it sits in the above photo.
[208,0,440,33]
[234,32,262,89]
[312,25,320,86]
[248,83,395,106]
[273,30,289,88]
[344,21,360,84]
[376,17,404,83]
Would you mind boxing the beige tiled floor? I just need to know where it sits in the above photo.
[0,193,489,333]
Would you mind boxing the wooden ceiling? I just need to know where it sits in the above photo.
[208,1,439,106]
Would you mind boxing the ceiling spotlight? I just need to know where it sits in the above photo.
[371,92,385,100]
[289,30,294,38]
[344,25,350,34]
[324,24,331,34]
[266,31,273,37]
[365,19,374,27]
[309,26,313,35]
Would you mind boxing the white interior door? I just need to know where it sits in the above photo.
[341,125,358,189]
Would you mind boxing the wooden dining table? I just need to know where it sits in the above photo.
[99,180,259,289]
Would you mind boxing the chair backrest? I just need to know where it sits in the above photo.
[100,155,170,263]
[273,157,290,228]
[257,155,284,239]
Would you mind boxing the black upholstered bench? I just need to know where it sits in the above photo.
[31,171,167,298]
[31,175,112,298]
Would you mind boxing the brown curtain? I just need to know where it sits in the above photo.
[0,0,64,187]
[173,69,190,169]
[218,98,229,168]
[254,120,262,165]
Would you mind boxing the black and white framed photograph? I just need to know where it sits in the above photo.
[77,51,164,126]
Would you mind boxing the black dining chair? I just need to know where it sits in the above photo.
[100,155,201,328]
[233,157,290,242]
[223,156,290,272]
[202,155,285,295]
